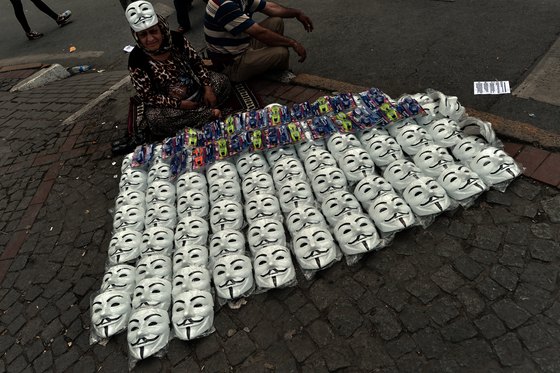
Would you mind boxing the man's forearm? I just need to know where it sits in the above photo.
[249,25,298,48]
[262,2,302,18]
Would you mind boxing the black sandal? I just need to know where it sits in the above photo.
[26,31,43,40]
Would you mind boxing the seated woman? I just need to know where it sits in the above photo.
[125,1,231,140]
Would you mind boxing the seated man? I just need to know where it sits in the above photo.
[204,0,313,82]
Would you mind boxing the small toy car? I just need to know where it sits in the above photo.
[316,97,331,114]
[230,134,244,154]
[252,130,263,150]
[225,116,236,135]
[188,128,198,147]
[278,125,291,144]
[270,106,281,126]
[380,103,399,121]
[267,127,279,147]
[247,111,258,129]
[206,142,215,162]
[204,124,213,141]
[217,138,228,157]
[287,122,301,142]
[280,106,291,124]
[335,112,353,132]
[192,148,205,168]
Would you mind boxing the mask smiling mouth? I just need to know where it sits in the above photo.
[459,178,485,190]
[216,217,235,224]
[491,163,515,176]
[303,248,329,260]
[420,195,445,207]
[335,207,353,217]
[219,278,246,288]
[348,233,372,245]
[177,317,204,327]
[96,315,122,327]
[385,211,407,223]
[131,335,160,347]
[261,268,287,277]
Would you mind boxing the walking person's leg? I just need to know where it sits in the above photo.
[173,0,191,32]
[10,0,32,33]
[29,0,72,25]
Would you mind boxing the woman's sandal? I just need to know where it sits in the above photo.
[26,31,44,40]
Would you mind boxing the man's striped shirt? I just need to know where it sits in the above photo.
[204,0,266,58]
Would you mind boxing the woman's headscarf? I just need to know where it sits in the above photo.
[132,15,173,56]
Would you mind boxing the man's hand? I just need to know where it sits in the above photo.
[179,99,200,110]
[292,41,307,62]
[296,12,313,32]
[211,108,221,118]
[202,85,218,108]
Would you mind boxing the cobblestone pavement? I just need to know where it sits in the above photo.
[0,70,559,373]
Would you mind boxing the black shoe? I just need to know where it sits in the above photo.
[56,10,72,26]
[26,31,43,40]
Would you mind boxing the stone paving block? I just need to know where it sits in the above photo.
[369,306,402,341]
[396,351,425,372]
[514,282,553,316]
[504,223,530,245]
[7,354,28,373]
[492,299,531,329]
[405,279,440,304]
[7,314,27,334]
[195,333,221,360]
[399,305,430,333]
[294,302,320,327]
[493,332,525,366]
[223,331,256,366]
[349,330,394,370]
[327,303,364,338]
[453,255,484,281]
[427,296,460,325]
[541,195,560,223]
[308,279,342,311]
[530,222,554,239]
[532,346,560,373]
[477,276,508,302]
[286,332,317,363]
[440,317,478,342]
[447,220,472,239]
[528,238,558,262]
[471,225,503,251]
[520,262,558,291]
[412,327,447,359]
[431,265,465,294]
[469,248,498,265]
[499,244,526,268]
[306,320,335,346]
[490,265,519,291]
[385,334,417,360]
[445,338,494,369]
[474,313,507,339]
[284,290,307,313]
[517,322,556,352]
[455,287,485,317]
[173,357,200,372]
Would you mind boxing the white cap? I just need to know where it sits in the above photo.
[126,1,158,32]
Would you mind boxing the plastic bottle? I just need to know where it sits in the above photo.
[68,65,93,74]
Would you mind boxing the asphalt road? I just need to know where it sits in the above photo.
[0,0,559,133]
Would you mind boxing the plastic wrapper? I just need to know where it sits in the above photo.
[295,138,326,160]
[173,245,210,273]
[367,192,417,236]
[206,160,240,185]
[176,171,208,197]
[302,147,338,179]
[264,145,297,166]
[458,116,502,149]
[127,307,170,369]
[326,132,362,159]
[271,155,308,188]
[107,229,142,266]
[394,123,435,156]
[412,144,458,178]
[132,277,172,311]
[285,205,329,235]
[172,266,212,298]
[175,215,209,248]
[246,218,287,255]
[115,189,146,210]
[320,190,363,227]
[310,166,348,203]
[171,290,215,341]
[177,189,209,219]
[145,203,177,230]
[401,176,456,228]
[425,118,464,148]
[437,164,489,208]
[353,175,396,211]
[383,159,425,192]
[146,180,176,208]
[148,162,173,185]
[119,168,148,193]
[291,226,342,280]
[244,193,283,225]
[252,245,298,294]
[113,205,145,233]
[140,227,174,257]
[210,199,245,233]
[135,254,172,282]
[337,147,377,187]
[361,134,405,169]
[208,229,247,263]
[101,264,136,294]
[209,178,243,206]
[468,146,523,192]
[241,170,276,200]
[90,290,132,346]
[277,179,316,213]
[451,135,490,163]
[121,152,134,173]
[211,253,255,306]
[235,152,270,179]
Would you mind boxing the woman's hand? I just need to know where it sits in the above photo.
[179,99,199,110]
[203,85,218,108]
[211,108,221,118]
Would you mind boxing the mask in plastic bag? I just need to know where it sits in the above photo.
[402,177,451,216]
[383,159,423,191]
[172,266,211,297]
[210,200,244,233]
[140,227,174,257]
[119,169,148,192]
[148,163,172,184]
[469,147,522,185]
[116,190,146,209]
[241,171,275,199]
[172,290,214,340]
[437,165,487,200]
[101,264,136,294]
[326,132,361,158]
[296,139,326,159]
[437,94,465,121]
[244,194,282,224]
[415,102,440,126]
[173,245,209,273]
[354,175,395,209]
[175,215,209,248]
[236,152,270,179]
[209,229,246,259]
[304,148,337,176]
[293,226,338,270]
[271,156,306,186]
[113,205,145,232]
[338,147,376,182]
[395,124,434,155]
[311,166,348,202]
[364,134,404,167]
[278,180,315,212]
[135,254,172,282]
[412,144,455,178]
[145,203,177,230]
[386,117,418,138]
[321,190,362,226]
[146,181,176,206]
[265,145,297,165]
[451,136,488,162]
[132,277,172,310]
[209,179,242,205]
[358,126,389,146]
[176,172,207,196]
[92,290,131,338]
[247,219,286,254]
[212,254,254,300]
[368,192,415,233]
[127,308,170,360]
[206,161,239,185]
[286,205,327,233]
[253,245,296,288]
[177,190,209,218]
[108,229,142,265]
[427,118,462,148]
[333,213,380,254]
[121,152,133,173]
